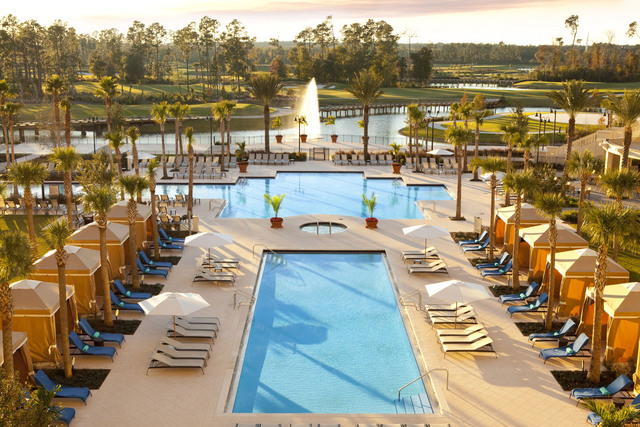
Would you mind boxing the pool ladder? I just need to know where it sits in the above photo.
[399,290,423,311]
[234,289,255,309]
[398,368,449,400]
[252,243,285,265]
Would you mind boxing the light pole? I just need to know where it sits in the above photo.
[91,116,96,154]
[208,116,213,156]
[550,108,557,146]
[294,115,306,154]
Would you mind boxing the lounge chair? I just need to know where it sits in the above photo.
[476,252,510,269]
[34,370,92,405]
[177,316,220,325]
[159,228,185,243]
[113,278,152,300]
[570,374,632,404]
[407,260,448,274]
[461,238,491,253]
[170,318,218,333]
[507,292,548,317]
[58,407,76,425]
[147,352,206,375]
[201,259,240,270]
[439,330,489,344]
[425,302,470,312]
[157,237,184,251]
[480,259,513,277]
[68,331,116,361]
[529,318,576,347]
[110,290,145,313]
[137,259,169,278]
[160,336,212,352]
[436,323,487,336]
[458,230,488,246]
[441,337,496,358]
[139,251,173,270]
[540,333,590,363]
[428,305,475,318]
[430,310,477,325]
[401,246,438,260]
[499,281,540,304]
[193,268,236,284]
[166,325,216,341]
[78,318,125,347]
[587,394,640,426]
[155,343,209,360]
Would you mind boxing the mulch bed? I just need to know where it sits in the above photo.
[450,231,480,243]
[85,317,141,335]
[139,283,164,295]
[43,369,110,390]
[489,284,528,297]
[551,370,620,391]
[515,321,566,336]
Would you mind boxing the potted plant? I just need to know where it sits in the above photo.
[272,117,283,143]
[299,116,308,143]
[362,193,378,229]
[389,142,403,174]
[236,141,249,173]
[264,193,286,228]
[357,119,369,143]
[325,116,338,143]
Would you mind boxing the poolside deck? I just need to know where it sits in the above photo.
[68,161,591,426]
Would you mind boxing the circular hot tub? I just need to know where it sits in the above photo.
[299,221,348,234]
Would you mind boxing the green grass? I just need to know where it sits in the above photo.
[0,214,57,256]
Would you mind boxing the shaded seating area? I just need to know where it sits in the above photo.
[137,259,169,278]
[110,291,145,313]
[69,221,130,281]
[107,201,152,251]
[480,259,513,277]
[570,374,632,404]
[540,333,590,363]
[507,292,548,317]
[139,251,173,270]
[494,203,547,253]
[528,318,576,347]
[0,331,35,384]
[113,278,152,300]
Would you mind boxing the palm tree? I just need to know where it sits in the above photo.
[448,102,460,128]
[503,171,539,288]
[105,129,126,199]
[151,102,170,178]
[346,70,384,157]
[0,79,15,151]
[534,192,565,331]
[146,159,161,261]
[223,100,236,157]
[458,101,474,170]
[82,186,117,326]
[471,109,492,180]
[125,127,141,176]
[42,219,73,378]
[0,102,23,165]
[582,202,640,382]
[95,77,119,171]
[211,102,228,171]
[546,80,598,177]
[407,105,425,172]
[168,102,190,156]
[581,398,640,427]
[599,169,640,260]
[470,157,507,262]
[43,75,67,148]
[7,162,49,258]
[50,147,82,229]
[445,126,473,220]
[518,135,537,172]
[185,127,195,234]
[0,231,32,373]
[118,175,149,290]
[246,73,283,154]
[60,98,72,147]
[567,151,604,233]
[604,90,640,169]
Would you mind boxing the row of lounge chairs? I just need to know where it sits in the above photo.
[401,247,449,275]
[194,256,241,284]
[167,155,237,170]
[425,304,496,357]
[172,163,226,179]
[0,198,82,216]
[248,153,290,165]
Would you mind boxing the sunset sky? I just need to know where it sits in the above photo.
[4,0,637,45]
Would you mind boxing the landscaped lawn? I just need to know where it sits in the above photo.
[0,214,58,257]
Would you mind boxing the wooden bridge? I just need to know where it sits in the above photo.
[319,99,501,119]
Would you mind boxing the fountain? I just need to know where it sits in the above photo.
[298,78,321,139]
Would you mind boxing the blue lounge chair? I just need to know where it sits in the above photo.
[68,331,116,361]
[139,251,173,270]
[507,292,548,317]
[499,281,540,304]
[159,228,185,243]
[113,278,152,300]
[78,318,125,347]
[157,237,183,251]
[587,394,640,425]
[34,370,91,404]
[458,230,488,246]
[571,374,632,405]
[136,259,168,278]
[481,259,513,277]
[462,238,490,253]
[476,252,510,270]
[110,290,145,313]
[58,407,76,425]
[528,318,576,346]
[540,333,590,363]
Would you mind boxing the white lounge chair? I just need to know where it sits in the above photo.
[147,352,206,375]
[407,260,448,274]
[441,337,496,358]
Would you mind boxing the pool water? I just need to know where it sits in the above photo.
[157,172,451,219]
[232,252,430,414]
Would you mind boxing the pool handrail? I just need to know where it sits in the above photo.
[398,368,449,400]
[234,289,255,309]
[252,243,284,262]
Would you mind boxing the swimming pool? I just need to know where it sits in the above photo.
[231,252,431,414]
[157,172,451,219]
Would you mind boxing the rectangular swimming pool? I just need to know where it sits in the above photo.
[231,252,431,414]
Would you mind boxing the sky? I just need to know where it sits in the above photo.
[3,0,638,45]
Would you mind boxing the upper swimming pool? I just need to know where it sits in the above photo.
[157,172,451,219]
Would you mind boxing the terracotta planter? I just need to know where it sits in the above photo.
[275,135,283,143]
[330,134,338,143]
[238,161,248,173]
[270,217,283,229]
[392,162,402,174]
[365,217,378,229]
[300,134,308,143]
[361,136,369,143]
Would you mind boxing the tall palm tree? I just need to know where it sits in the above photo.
[518,135,537,172]
[445,126,473,220]
[151,102,170,178]
[125,127,141,176]
[604,90,640,169]
[82,186,117,326]
[7,162,49,258]
[471,109,492,180]
[223,100,236,157]
[0,79,15,152]
[60,98,72,147]
[211,102,228,171]
[0,231,32,373]
[405,104,418,161]
[346,70,384,157]
[546,80,598,177]
[105,129,126,200]
[567,150,604,233]
[50,147,82,229]
[0,102,23,165]
[185,127,195,234]
[470,157,507,262]
[407,105,425,172]
[599,169,640,260]
[146,159,161,261]
[458,101,474,170]
[246,73,283,154]
[95,77,119,171]
[118,175,149,290]
[43,75,67,148]
[448,102,460,128]
[503,171,539,288]
[534,192,565,331]
[42,219,73,378]
[168,102,190,156]
[582,202,640,382]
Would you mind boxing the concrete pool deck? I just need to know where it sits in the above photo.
[68,161,592,426]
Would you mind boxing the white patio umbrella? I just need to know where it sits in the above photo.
[425,280,491,327]
[480,171,506,182]
[427,148,454,156]
[402,225,449,254]
[127,152,156,160]
[184,232,233,263]
[139,292,209,337]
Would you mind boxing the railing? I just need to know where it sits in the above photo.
[399,290,423,311]
[398,368,449,400]
[233,289,255,309]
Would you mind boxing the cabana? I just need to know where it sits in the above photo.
[495,203,548,252]
[10,280,77,364]
[69,221,130,280]
[0,331,34,383]
[545,248,629,317]
[519,223,589,282]
[107,201,152,251]
[29,246,102,315]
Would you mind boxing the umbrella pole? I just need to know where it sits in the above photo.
[454,301,458,328]
[424,238,427,256]
[173,315,176,338]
